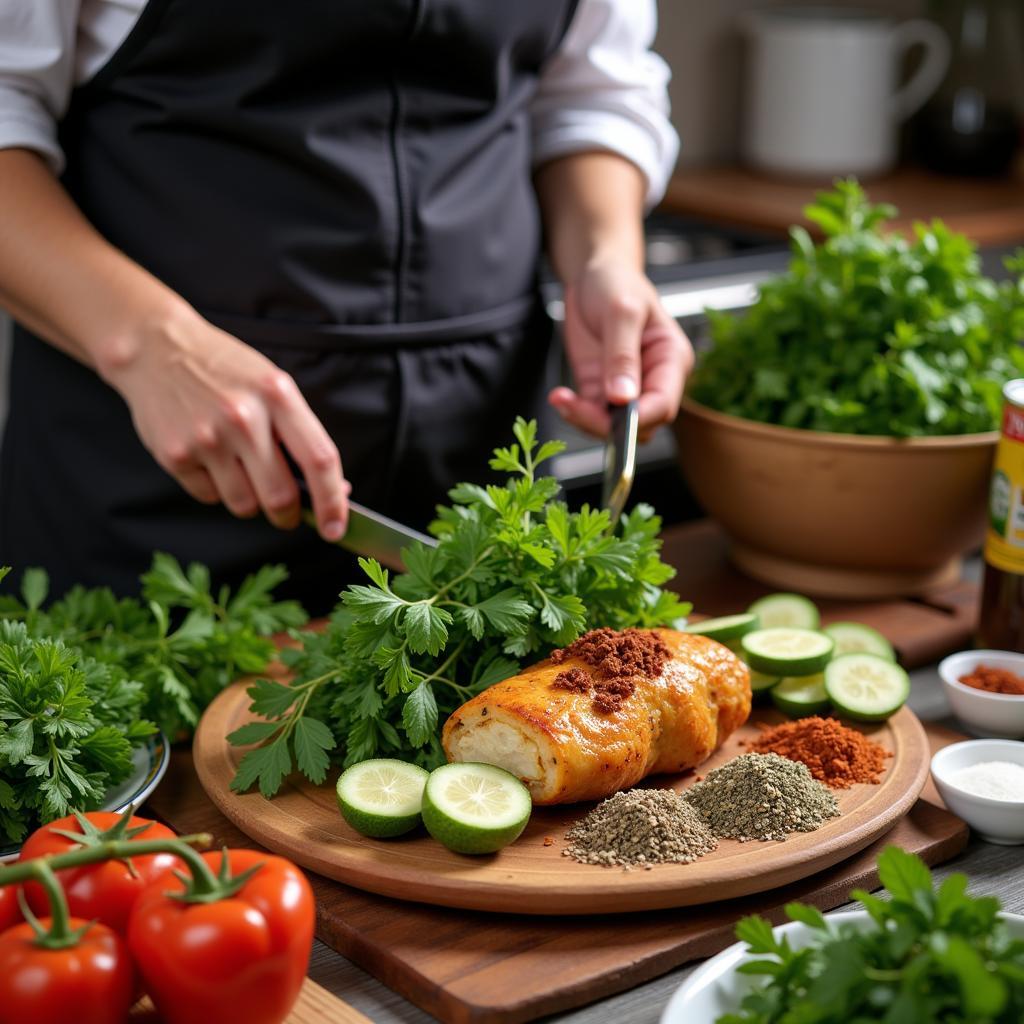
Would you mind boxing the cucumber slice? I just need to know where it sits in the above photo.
[740,628,834,676]
[823,622,895,662]
[684,613,759,642]
[771,674,830,717]
[422,762,532,855]
[747,593,821,630]
[336,759,429,838]
[825,653,909,722]
[749,670,781,693]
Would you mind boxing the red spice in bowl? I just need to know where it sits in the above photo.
[959,664,1024,696]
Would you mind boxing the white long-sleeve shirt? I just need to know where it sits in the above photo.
[0,0,678,208]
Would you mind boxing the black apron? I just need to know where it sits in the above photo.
[0,0,577,613]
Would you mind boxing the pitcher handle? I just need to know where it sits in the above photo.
[891,19,951,122]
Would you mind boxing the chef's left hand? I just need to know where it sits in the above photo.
[549,259,693,441]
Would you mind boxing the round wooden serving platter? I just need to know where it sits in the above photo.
[194,683,930,915]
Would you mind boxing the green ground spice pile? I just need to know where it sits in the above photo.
[563,788,718,870]
[684,752,840,842]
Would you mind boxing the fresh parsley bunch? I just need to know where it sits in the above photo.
[0,612,156,843]
[231,417,690,798]
[720,846,1024,1023]
[690,179,1024,436]
[0,555,307,738]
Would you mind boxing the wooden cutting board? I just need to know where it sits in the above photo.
[146,723,968,1024]
[130,979,370,1022]
[193,692,930,914]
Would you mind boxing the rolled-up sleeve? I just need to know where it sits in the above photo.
[530,0,679,209]
[0,0,80,174]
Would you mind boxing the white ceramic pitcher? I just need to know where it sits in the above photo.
[742,7,950,177]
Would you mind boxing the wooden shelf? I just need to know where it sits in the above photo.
[661,164,1024,247]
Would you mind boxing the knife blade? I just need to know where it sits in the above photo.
[601,399,640,527]
[301,501,436,572]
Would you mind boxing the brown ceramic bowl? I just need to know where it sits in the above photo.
[674,396,998,598]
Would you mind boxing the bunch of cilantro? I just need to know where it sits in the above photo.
[720,846,1024,1024]
[231,418,690,798]
[689,179,1024,436]
[0,555,307,739]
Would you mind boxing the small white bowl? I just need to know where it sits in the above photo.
[937,650,1024,739]
[661,909,1024,1023]
[930,739,1024,846]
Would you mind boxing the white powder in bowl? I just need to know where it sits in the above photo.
[947,761,1024,802]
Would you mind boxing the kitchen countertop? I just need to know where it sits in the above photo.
[304,659,1024,1023]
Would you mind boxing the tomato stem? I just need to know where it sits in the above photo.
[0,831,264,907]
[0,833,213,888]
[17,860,92,950]
[169,841,225,900]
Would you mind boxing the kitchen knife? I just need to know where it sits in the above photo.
[301,499,436,572]
[601,399,640,527]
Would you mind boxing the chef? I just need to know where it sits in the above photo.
[0,0,689,611]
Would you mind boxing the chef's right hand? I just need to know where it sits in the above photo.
[100,304,349,540]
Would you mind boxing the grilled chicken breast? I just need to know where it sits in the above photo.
[442,629,751,804]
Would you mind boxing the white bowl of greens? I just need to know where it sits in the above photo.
[661,848,1024,1024]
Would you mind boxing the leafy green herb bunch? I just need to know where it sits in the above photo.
[231,418,690,798]
[0,563,157,842]
[722,846,1024,1023]
[689,179,1024,437]
[0,556,307,739]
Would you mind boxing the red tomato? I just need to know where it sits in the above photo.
[0,884,20,933]
[128,849,314,1024]
[20,811,180,936]
[0,918,134,1024]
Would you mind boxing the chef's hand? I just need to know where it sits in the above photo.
[102,306,350,539]
[549,258,693,442]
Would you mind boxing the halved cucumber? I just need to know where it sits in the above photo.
[740,628,834,676]
[336,759,429,838]
[684,613,759,643]
[771,673,830,716]
[823,622,895,662]
[422,762,532,855]
[747,593,820,630]
[825,653,909,722]
[750,670,782,694]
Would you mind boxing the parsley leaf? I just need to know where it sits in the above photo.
[402,684,438,747]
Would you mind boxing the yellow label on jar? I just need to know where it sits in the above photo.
[984,406,1024,575]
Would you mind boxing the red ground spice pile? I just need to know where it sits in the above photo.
[748,716,891,789]
[959,664,1024,696]
[552,667,590,693]
[549,628,670,714]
